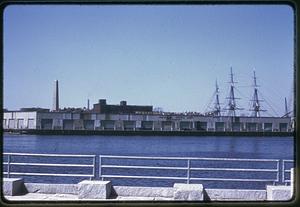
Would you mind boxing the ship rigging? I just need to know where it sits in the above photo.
[205,68,292,118]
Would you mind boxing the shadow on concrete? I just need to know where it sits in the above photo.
[203,189,211,201]
[109,186,118,199]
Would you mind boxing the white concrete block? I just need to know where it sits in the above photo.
[78,180,111,199]
[173,183,203,201]
[24,183,78,195]
[113,186,174,198]
[205,189,266,201]
[291,168,294,198]
[266,185,292,201]
[3,178,24,196]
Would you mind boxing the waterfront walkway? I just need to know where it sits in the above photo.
[5,193,170,201]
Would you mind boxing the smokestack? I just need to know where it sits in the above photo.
[53,80,59,111]
[87,99,90,110]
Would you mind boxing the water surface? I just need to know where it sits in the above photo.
[3,134,294,189]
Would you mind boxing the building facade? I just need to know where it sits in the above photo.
[3,110,292,132]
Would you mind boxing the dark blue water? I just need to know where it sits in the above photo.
[3,134,294,189]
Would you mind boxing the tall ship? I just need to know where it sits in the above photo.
[3,69,294,136]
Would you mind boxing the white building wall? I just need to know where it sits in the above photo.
[4,111,292,132]
[129,115,144,121]
[72,113,81,120]
[4,112,37,129]
[96,114,105,120]
[117,115,128,121]
[146,115,161,121]
[53,119,63,129]
[95,120,101,129]
[62,113,72,120]
[91,114,97,120]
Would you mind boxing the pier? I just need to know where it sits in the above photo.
[4,128,294,136]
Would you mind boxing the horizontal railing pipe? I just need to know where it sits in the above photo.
[3,152,95,157]
[101,165,188,170]
[99,155,279,162]
[3,172,93,177]
[7,163,93,167]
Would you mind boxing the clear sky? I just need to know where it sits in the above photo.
[3,4,294,116]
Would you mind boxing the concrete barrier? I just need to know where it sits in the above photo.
[266,185,292,201]
[205,189,266,201]
[78,180,111,199]
[112,186,174,198]
[173,183,204,201]
[3,178,25,196]
[24,183,78,195]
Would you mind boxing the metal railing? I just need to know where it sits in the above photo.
[2,153,294,186]
[282,159,294,184]
[3,153,96,179]
[99,155,282,185]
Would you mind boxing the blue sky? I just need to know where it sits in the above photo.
[3,5,294,116]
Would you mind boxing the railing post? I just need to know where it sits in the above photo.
[275,160,280,185]
[282,160,285,184]
[291,168,294,197]
[91,156,96,180]
[99,155,103,180]
[187,159,190,184]
[7,155,11,178]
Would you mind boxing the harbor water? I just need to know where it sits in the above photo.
[3,134,294,189]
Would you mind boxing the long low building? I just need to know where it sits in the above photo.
[3,110,292,132]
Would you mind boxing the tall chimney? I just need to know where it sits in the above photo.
[53,80,59,111]
[87,99,90,110]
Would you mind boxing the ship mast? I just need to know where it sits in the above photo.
[213,80,221,116]
[225,67,242,117]
[285,97,289,117]
[249,70,266,117]
[282,97,291,117]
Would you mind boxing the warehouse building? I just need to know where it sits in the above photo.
[3,100,292,132]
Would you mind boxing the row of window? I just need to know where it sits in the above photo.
[3,118,289,132]
[35,119,289,132]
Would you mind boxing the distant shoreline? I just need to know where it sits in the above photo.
[3,129,294,137]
